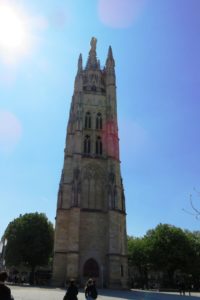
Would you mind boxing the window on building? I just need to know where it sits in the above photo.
[91,85,96,91]
[114,187,118,208]
[85,112,91,129]
[96,136,102,155]
[96,112,102,130]
[121,265,124,277]
[84,135,91,154]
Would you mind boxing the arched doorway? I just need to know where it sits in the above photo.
[83,258,99,278]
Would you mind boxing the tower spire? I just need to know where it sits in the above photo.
[108,46,114,60]
[77,53,82,73]
[74,53,83,92]
[106,45,115,70]
[85,37,99,70]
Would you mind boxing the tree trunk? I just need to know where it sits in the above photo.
[29,266,36,285]
[167,269,175,287]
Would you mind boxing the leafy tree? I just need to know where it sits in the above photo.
[144,224,193,286]
[128,236,149,287]
[128,224,200,288]
[4,213,54,282]
[184,230,200,285]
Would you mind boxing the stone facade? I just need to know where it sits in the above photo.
[52,38,128,288]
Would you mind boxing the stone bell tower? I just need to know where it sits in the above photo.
[52,38,128,288]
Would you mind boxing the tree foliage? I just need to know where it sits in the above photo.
[128,236,148,287]
[128,223,200,288]
[184,230,200,278]
[4,213,54,272]
[145,224,193,275]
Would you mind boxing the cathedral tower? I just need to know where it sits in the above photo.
[53,38,128,288]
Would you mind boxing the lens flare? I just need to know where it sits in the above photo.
[0,5,26,50]
[0,110,22,153]
[98,0,147,28]
[0,3,32,64]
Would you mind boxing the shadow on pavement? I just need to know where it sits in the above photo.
[98,289,199,299]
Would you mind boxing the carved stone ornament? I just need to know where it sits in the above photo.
[90,37,97,51]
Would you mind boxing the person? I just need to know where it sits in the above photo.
[0,271,14,300]
[188,282,193,296]
[85,278,98,300]
[178,280,185,296]
[63,279,78,300]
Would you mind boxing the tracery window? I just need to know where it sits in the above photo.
[96,136,102,155]
[96,112,102,130]
[84,135,91,154]
[85,112,91,129]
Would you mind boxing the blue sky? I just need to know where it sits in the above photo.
[0,0,200,238]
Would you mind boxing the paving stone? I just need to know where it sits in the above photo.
[9,286,200,300]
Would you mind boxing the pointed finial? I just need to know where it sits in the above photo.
[108,46,113,60]
[78,53,82,73]
[106,45,115,69]
[98,59,100,68]
[90,37,97,52]
[85,37,99,70]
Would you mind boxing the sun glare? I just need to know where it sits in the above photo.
[0,3,30,63]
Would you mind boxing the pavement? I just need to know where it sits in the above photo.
[9,286,200,300]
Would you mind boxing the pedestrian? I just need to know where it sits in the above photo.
[181,281,186,296]
[85,278,98,300]
[188,282,192,296]
[63,279,78,300]
[0,271,14,300]
[178,280,185,296]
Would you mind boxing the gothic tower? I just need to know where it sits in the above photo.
[53,38,128,288]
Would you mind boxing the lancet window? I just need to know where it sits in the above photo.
[121,265,124,277]
[84,135,91,154]
[85,112,91,129]
[96,112,102,130]
[96,136,102,155]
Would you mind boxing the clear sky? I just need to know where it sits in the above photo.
[0,0,200,239]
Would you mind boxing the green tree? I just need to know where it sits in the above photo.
[128,225,200,288]
[128,236,149,287]
[184,230,200,285]
[145,224,193,286]
[4,212,54,282]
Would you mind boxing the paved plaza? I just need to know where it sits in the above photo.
[10,286,200,300]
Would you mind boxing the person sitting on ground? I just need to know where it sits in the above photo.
[0,271,14,300]
[63,279,78,300]
[85,278,98,300]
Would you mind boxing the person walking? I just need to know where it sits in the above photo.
[0,271,14,300]
[85,278,98,300]
[63,279,78,300]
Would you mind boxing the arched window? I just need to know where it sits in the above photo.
[121,265,124,277]
[96,136,102,155]
[113,186,118,209]
[91,85,96,91]
[85,112,91,129]
[83,258,99,277]
[84,135,91,154]
[96,112,102,130]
